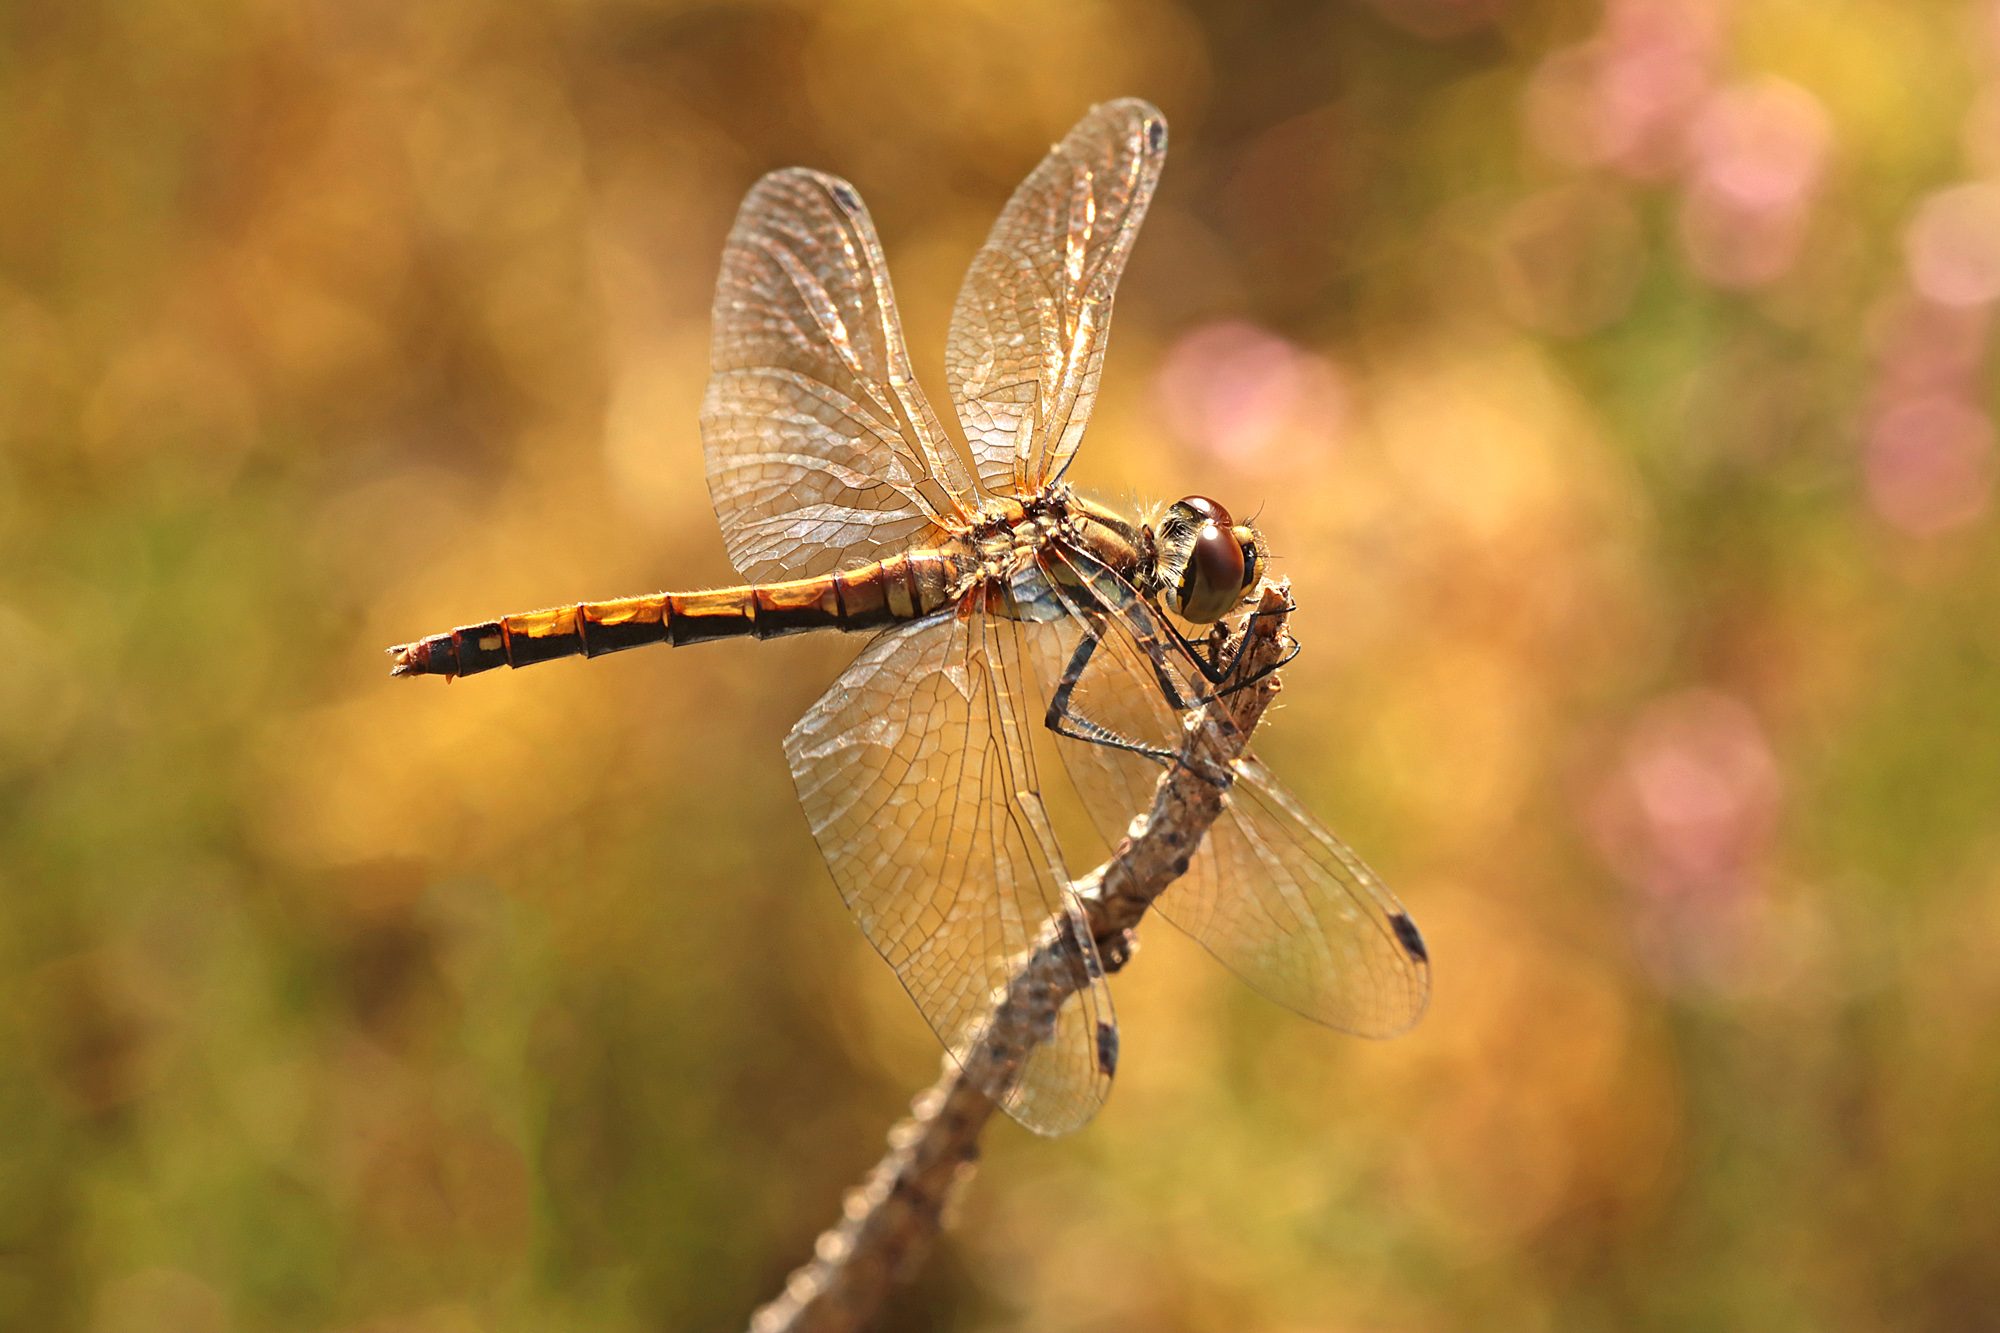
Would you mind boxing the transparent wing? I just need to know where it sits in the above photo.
[784,605,1115,1135]
[946,99,1168,498]
[1024,555,1431,1038]
[701,168,977,582]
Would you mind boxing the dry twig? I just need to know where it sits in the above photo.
[748,582,1296,1333]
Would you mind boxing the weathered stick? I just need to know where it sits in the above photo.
[747,583,1296,1333]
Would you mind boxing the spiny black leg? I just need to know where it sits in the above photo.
[1045,624,1179,765]
[1162,592,1300,697]
[1043,624,1234,789]
[1211,634,1301,699]
[1143,638,1200,712]
[1161,615,1249,689]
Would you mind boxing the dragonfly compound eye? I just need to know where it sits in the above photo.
[1160,496,1247,623]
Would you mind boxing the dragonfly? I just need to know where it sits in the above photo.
[389,99,1429,1135]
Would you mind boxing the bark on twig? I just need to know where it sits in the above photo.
[748,583,1296,1333]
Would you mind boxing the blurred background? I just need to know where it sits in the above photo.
[4,0,1999,1328]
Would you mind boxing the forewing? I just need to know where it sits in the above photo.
[701,169,976,582]
[1025,564,1431,1039]
[784,607,1114,1135]
[946,100,1167,497]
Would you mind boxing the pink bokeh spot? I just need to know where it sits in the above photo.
[1588,688,1783,991]
[1685,79,1830,214]
[1865,394,1996,536]
[1905,182,2000,307]
[1679,186,1808,288]
[1524,0,1725,179]
[1594,689,1782,906]
[1152,321,1347,470]
[1676,79,1830,288]
[1870,295,1991,400]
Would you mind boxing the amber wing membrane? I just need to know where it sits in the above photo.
[1026,552,1432,1039]
[784,604,1115,1135]
[701,168,976,583]
[946,99,1168,498]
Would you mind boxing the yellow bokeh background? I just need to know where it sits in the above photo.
[5,0,1999,1329]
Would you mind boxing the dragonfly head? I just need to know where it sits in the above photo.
[1154,496,1267,623]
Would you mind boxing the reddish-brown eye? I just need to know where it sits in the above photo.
[1179,495,1232,529]
[1158,496,1241,623]
[1180,524,1246,622]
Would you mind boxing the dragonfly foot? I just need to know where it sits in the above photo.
[1094,927,1139,974]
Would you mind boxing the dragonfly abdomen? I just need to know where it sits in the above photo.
[389,550,961,678]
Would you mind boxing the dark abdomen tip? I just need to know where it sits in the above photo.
[389,635,456,677]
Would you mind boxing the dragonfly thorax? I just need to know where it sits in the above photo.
[1152,496,1267,624]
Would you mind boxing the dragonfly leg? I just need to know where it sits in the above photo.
[1044,626,1179,765]
[1164,592,1301,698]
[1046,622,1237,790]
[1097,926,1138,974]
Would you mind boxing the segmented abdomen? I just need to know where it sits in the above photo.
[389,550,961,678]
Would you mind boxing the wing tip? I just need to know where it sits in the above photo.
[1082,97,1168,155]
[741,166,870,221]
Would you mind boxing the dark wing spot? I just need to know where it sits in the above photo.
[1145,118,1166,153]
[1095,1021,1120,1078]
[829,181,860,214]
[1390,911,1428,964]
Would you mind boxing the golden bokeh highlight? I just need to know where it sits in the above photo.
[4,0,1999,1329]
